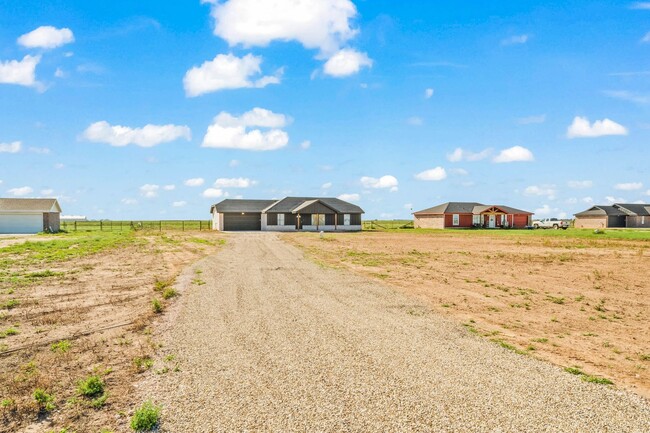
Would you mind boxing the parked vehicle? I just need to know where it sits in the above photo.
[532,218,569,230]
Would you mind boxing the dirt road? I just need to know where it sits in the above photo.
[140,233,650,432]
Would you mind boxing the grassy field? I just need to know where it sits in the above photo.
[60,220,212,232]
[0,229,225,432]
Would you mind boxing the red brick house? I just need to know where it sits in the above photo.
[413,202,533,229]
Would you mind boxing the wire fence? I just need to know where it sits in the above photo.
[362,220,414,230]
[61,220,212,232]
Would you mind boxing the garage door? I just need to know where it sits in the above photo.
[0,213,43,234]
[223,213,262,231]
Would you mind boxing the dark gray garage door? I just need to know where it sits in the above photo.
[223,213,262,231]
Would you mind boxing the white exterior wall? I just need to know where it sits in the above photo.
[211,211,224,231]
[261,213,268,230]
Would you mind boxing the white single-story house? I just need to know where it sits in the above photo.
[0,198,62,234]
[210,197,364,231]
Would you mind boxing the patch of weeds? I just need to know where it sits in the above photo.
[550,317,559,323]
[575,295,585,302]
[462,323,479,334]
[594,299,607,312]
[133,356,154,372]
[564,366,613,385]
[154,278,173,292]
[565,366,584,375]
[164,354,175,362]
[2,299,19,310]
[130,400,161,432]
[1,398,14,408]
[640,354,650,361]
[532,338,548,343]
[151,298,163,314]
[50,340,71,353]
[90,392,108,409]
[0,327,19,338]
[162,288,177,300]
[33,388,55,412]
[189,237,214,245]
[546,296,565,305]
[492,339,526,355]
[192,278,206,286]
[77,375,104,398]
[526,345,536,351]
[441,303,451,308]
[0,343,8,352]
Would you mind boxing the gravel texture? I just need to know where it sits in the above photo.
[139,233,650,432]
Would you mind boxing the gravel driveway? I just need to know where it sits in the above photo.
[139,233,650,432]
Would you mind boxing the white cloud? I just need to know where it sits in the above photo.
[184,178,205,187]
[407,116,423,126]
[40,189,54,196]
[493,146,534,163]
[140,184,160,198]
[0,55,42,88]
[517,114,546,125]
[202,108,290,151]
[202,188,224,198]
[338,193,360,202]
[208,0,359,55]
[321,182,332,189]
[449,168,469,176]
[214,177,257,188]
[360,175,398,191]
[425,88,434,99]
[605,196,626,204]
[501,34,529,46]
[568,180,593,189]
[183,53,281,97]
[0,141,22,153]
[83,121,191,147]
[28,146,50,154]
[643,32,650,43]
[8,186,33,197]
[323,49,372,77]
[614,182,643,191]
[524,185,556,200]
[582,196,594,204]
[17,26,74,49]
[604,90,650,104]
[447,147,491,162]
[415,167,447,181]
[534,204,566,218]
[163,184,176,191]
[172,201,187,207]
[300,140,311,150]
[566,116,628,138]
[229,159,240,167]
[121,198,137,205]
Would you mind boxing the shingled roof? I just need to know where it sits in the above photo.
[211,199,277,213]
[211,197,364,214]
[574,205,629,217]
[0,198,61,212]
[413,202,532,215]
[615,203,650,216]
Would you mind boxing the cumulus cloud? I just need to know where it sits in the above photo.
[323,48,372,77]
[214,177,257,188]
[183,53,281,97]
[447,147,491,162]
[0,141,22,153]
[605,195,626,204]
[17,26,74,49]
[140,184,160,198]
[425,88,434,99]
[207,0,359,55]
[337,193,360,202]
[568,180,593,189]
[415,167,447,181]
[614,182,643,191]
[524,185,556,200]
[501,34,529,46]
[202,107,290,151]
[0,55,42,88]
[82,121,191,147]
[202,188,224,198]
[360,175,398,191]
[566,116,628,138]
[163,184,176,191]
[8,186,33,197]
[534,204,566,218]
[184,178,205,187]
[172,201,187,207]
[493,146,534,163]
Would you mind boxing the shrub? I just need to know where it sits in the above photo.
[33,388,55,412]
[151,299,163,314]
[2,299,19,310]
[50,340,71,353]
[130,401,161,431]
[133,356,154,372]
[77,375,104,397]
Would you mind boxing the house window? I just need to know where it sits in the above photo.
[277,214,285,226]
[452,214,460,226]
[313,214,325,226]
[344,214,351,225]
[473,215,481,225]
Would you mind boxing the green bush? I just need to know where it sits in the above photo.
[130,401,161,431]
[162,288,177,299]
[33,388,55,412]
[77,375,104,397]
[50,340,71,353]
[151,299,163,314]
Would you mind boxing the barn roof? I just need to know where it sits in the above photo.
[0,198,61,213]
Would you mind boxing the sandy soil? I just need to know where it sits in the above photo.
[0,231,224,433]
[285,231,650,399]
[138,233,650,432]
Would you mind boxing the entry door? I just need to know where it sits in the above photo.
[488,215,496,228]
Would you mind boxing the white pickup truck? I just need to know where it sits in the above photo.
[532,218,569,230]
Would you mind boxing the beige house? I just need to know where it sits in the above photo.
[0,198,62,234]
[574,204,650,229]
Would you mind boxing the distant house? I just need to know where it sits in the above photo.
[574,203,650,229]
[413,202,533,229]
[0,198,62,234]
[211,197,364,231]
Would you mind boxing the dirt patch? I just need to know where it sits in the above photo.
[285,231,650,398]
[0,230,224,432]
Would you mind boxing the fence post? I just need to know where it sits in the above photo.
[200,221,202,231]
[100,221,103,231]
[182,221,184,231]
[159,220,162,232]
[74,221,77,231]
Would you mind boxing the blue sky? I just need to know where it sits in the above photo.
[1,0,649,220]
